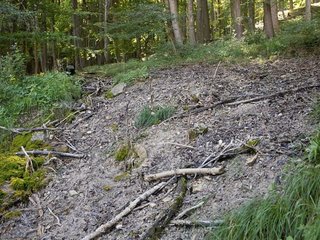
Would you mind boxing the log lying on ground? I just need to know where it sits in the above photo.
[170,219,224,227]
[140,177,187,240]
[81,180,170,240]
[16,150,85,158]
[144,167,224,181]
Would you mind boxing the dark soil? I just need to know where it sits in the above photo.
[1,56,319,240]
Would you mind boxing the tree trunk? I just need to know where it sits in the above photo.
[196,0,211,43]
[40,13,47,72]
[72,0,83,69]
[264,0,274,38]
[231,0,243,39]
[104,0,111,62]
[305,0,311,21]
[187,0,196,45]
[248,0,255,32]
[168,0,183,45]
[271,0,279,32]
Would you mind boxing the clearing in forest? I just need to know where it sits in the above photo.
[1,56,319,239]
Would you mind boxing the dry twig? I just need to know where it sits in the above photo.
[170,219,223,227]
[21,146,34,173]
[81,180,170,240]
[175,201,205,220]
[144,167,224,182]
[16,150,85,158]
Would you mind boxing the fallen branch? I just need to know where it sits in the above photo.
[174,83,320,120]
[16,150,85,158]
[170,219,223,227]
[175,201,205,220]
[0,126,60,134]
[163,142,196,150]
[226,84,320,106]
[140,177,187,240]
[144,167,224,182]
[81,180,170,240]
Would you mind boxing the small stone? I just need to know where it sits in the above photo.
[31,132,45,141]
[111,83,126,96]
[133,144,147,160]
[69,190,78,196]
[86,131,93,134]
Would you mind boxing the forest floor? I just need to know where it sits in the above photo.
[1,56,320,240]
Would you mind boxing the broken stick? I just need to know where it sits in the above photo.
[81,180,170,240]
[170,219,223,227]
[140,177,187,240]
[16,150,85,158]
[144,167,224,182]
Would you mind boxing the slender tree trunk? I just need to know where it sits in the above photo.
[104,0,111,62]
[33,43,39,74]
[40,13,47,72]
[196,0,211,43]
[231,0,243,39]
[168,0,183,45]
[264,0,274,38]
[187,0,196,45]
[305,0,311,21]
[72,0,83,69]
[248,0,255,32]
[271,0,279,32]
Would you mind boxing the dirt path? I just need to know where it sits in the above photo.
[1,57,319,240]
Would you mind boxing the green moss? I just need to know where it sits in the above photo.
[10,133,32,152]
[9,133,48,152]
[0,155,26,184]
[0,154,47,214]
[114,172,129,182]
[115,144,131,161]
[105,90,114,99]
[3,210,21,220]
[188,126,208,141]
[103,185,112,191]
[110,123,119,132]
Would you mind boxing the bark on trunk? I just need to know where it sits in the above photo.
[263,0,274,38]
[305,0,311,21]
[271,0,279,33]
[104,0,111,62]
[231,0,243,39]
[187,0,196,45]
[168,0,183,45]
[248,0,255,32]
[72,0,83,69]
[196,0,211,43]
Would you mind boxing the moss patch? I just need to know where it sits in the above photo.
[114,172,130,182]
[9,132,49,152]
[0,154,47,215]
[3,210,21,220]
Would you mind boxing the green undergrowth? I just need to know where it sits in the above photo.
[0,154,46,216]
[134,105,175,129]
[209,101,320,240]
[84,17,320,84]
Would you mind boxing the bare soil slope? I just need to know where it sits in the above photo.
[1,57,319,240]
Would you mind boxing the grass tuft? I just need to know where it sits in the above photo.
[134,106,175,129]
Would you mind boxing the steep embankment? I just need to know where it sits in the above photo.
[1,57,319,239]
